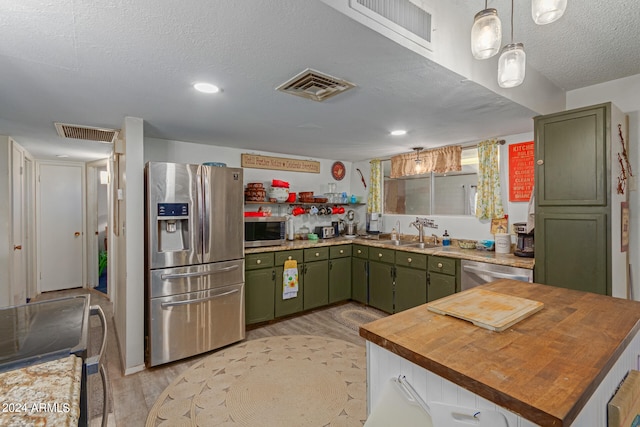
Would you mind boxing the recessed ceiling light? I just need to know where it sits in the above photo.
[194,82,220,94]
[56,154,69,158]
[390,130,407,136]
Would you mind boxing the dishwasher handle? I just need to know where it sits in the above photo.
[462,264,531,282]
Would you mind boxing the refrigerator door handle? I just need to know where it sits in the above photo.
[201,165,211,262]
[160,289,239,308]
[160,264,240,280]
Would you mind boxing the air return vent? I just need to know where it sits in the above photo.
[54,122,119,143]
[349,0,433,51]
[276,68,356,102]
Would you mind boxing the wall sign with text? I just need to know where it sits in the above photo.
[508,141,535,202]
[241,153,320,173]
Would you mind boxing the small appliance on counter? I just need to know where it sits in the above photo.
[315,226,336,239]
[366,212,381,234]
[513,222,534,257]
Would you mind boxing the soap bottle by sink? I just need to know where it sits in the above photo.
[442,230,451,246]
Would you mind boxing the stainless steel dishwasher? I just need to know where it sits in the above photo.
[460,259,533,290]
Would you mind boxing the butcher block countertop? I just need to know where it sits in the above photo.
[359,280,640,426]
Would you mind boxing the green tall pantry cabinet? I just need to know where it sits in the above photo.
[534,102,628,296]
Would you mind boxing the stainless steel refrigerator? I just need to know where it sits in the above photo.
[144,162,244,367]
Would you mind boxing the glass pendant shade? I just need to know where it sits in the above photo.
[532,0,567,25]
[498,43,526,88]
[471,9,502,59]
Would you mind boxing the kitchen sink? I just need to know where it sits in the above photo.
[386,240,439,249]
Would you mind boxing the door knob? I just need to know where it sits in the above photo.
[13,245,22,250]
[74,232,81,237]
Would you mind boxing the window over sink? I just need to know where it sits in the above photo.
[383,146,479,216]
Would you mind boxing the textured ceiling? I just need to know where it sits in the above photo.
[0,0,638,162]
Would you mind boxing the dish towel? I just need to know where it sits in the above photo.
[283,260,299,300]
[526,186,535,233]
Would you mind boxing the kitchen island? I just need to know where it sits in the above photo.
[360,280,640,426]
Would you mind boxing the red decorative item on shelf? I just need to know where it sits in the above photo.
[272,179,289,188]
[286,192,296,203]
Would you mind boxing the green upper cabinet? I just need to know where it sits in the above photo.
[535,105,607,206]
[534,102,628,297]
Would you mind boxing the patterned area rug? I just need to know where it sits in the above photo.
[330,305,387,332]
[145,335,367,426]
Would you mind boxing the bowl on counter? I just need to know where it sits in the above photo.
[458,239,477,249]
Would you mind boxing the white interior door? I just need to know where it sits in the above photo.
[11,143,26,305]
[38,162,85,292]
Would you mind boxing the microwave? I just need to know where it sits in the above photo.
[244,216,286,248]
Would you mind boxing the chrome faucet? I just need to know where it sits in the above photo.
[410,217,427,243]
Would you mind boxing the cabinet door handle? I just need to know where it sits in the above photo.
[256,259,262,265]
[14,245,22,250]
[407,257,412,263]
[329,261,333,270]
[272,270,276,280]
[74,231,81,237]
[437,262,443,268]
[537,159,544,165]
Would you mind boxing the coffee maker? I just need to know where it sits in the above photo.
[366,212,381,234]
[513,222,534,257]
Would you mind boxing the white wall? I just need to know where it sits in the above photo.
[113,117,145,375]
[145,138,369,234]
[567,74,640,300]
[375,131,534,243]
[0,136,10,307]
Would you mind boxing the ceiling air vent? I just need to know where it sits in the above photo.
[54,122,119,143]
[349,0,433,51]
[276,68,356,102]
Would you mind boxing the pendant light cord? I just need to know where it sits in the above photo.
[510,0,514,43]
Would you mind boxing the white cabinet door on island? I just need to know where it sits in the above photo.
[361,280,640,426]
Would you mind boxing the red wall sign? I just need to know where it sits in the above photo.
[509,141,535,202]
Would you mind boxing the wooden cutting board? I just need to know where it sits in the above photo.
[426,288,544,331]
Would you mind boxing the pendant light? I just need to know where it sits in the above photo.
[498,0,526,88]
[471,1,502,60]
[532,0,567,25]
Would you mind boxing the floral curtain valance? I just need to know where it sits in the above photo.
[390,146,462,178]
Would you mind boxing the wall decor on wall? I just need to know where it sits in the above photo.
[508,141,534,202]
[331,161,346,180]
[241,153,320,173]
[621,201,629,252]
[616,123,632,195]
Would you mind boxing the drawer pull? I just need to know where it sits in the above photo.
[256,259,262,265]
[357,250,362,254]
[378,253,383,258]
[339,249,344,254]
[437,262,443,268]
[407,257,412,263]
[288,256,292,260]
[315,252,320,257]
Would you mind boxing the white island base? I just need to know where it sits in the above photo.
[366,330,640,427]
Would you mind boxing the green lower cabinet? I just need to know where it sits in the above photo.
[368,260,394,313]
[329,257,352,304]
[274,265,304,317]
[351,257,368,304]
[245,268,275,324]
[428,271,456,302]
[395,265,427,312]
[303,260,329,310]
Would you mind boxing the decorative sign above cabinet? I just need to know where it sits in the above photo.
[241,153,320,173]
[508,141,534,202]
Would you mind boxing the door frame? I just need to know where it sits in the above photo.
[36,160,87,293]
[86,158,109,293]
